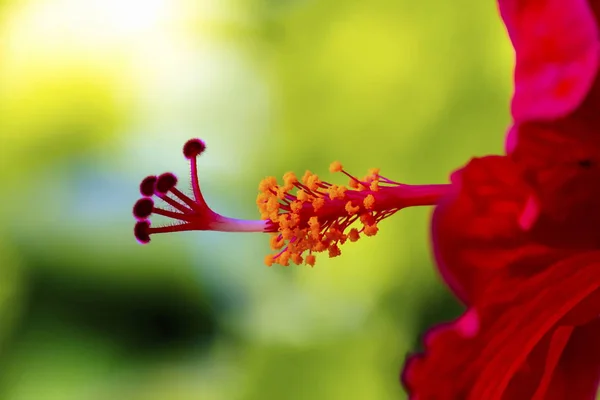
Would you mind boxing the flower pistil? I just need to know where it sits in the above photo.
[132,138,451,267]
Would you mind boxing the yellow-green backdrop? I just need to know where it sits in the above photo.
[0,0,512,399]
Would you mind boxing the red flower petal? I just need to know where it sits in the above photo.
[538,318,600,399]
[510,121,600,249]
[402,251,600,400]
[432,155,546,303]
[499,0,599,121]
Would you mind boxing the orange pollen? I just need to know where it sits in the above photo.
[345,201,360,215]
[258,165,449,267]
[329,161,343,173]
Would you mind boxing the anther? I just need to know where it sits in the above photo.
[329,161,343,173]
[133,198,154,220]
[258,164,451,266]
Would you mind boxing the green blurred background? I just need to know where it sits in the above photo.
[0,0,513,399]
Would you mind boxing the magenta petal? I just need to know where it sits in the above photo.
[505,124,519,154]
[499,0,599,121]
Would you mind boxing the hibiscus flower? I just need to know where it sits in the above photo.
[131,0,600,397]
[403,0,600,398]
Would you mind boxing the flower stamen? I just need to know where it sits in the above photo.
[132,139,451,267]
[258,161,450,266]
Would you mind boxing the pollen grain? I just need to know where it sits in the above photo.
[257,163,400,267]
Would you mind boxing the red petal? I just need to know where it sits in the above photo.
[402,251,600,400]
[432,155,547,303]
[541,318,600,399]
[510,121,600,249]
[499,0,599,121]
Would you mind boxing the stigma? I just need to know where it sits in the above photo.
[132,138,451,267]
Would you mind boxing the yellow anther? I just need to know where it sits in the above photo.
[269,211,279,222]
[331,228,342,238]
[282,228,294,240]
[328,185,348,200]
[312,197,325,211]
[328,245,341,258]
[339,234,348,244]
[315,242,327,252]
[291,200,303,213]
[291,213,301,226]
[360,213,375,225]
[259,176,278,192]
[302,170,313,185]
[277,187,287,200]
[291,253,303,265]
[325,229,341,241]
[259,163,397,267]
[257,201,266,211]
[306,174,321,191]
[270,235,284,250]
[363,224,379,236]
[256,192,269,203]
[286,238,297,251]
[368,168,380,177]
[345,201,360,215]
[364,194,375,210]
[328,185,339,200]
[283,171,298,187]
[327,185,336,199]
[264,254,274,267]
[267,197,279,212]
[278,251,291,266]
[329,161,343,173]
[278,214,292,229]
[308,217,321,239]
[257,203,267,214]
[297,190,309,202]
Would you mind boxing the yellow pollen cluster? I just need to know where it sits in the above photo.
[257,162,385,267]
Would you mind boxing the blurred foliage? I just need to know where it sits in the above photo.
[0,0,512,399]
